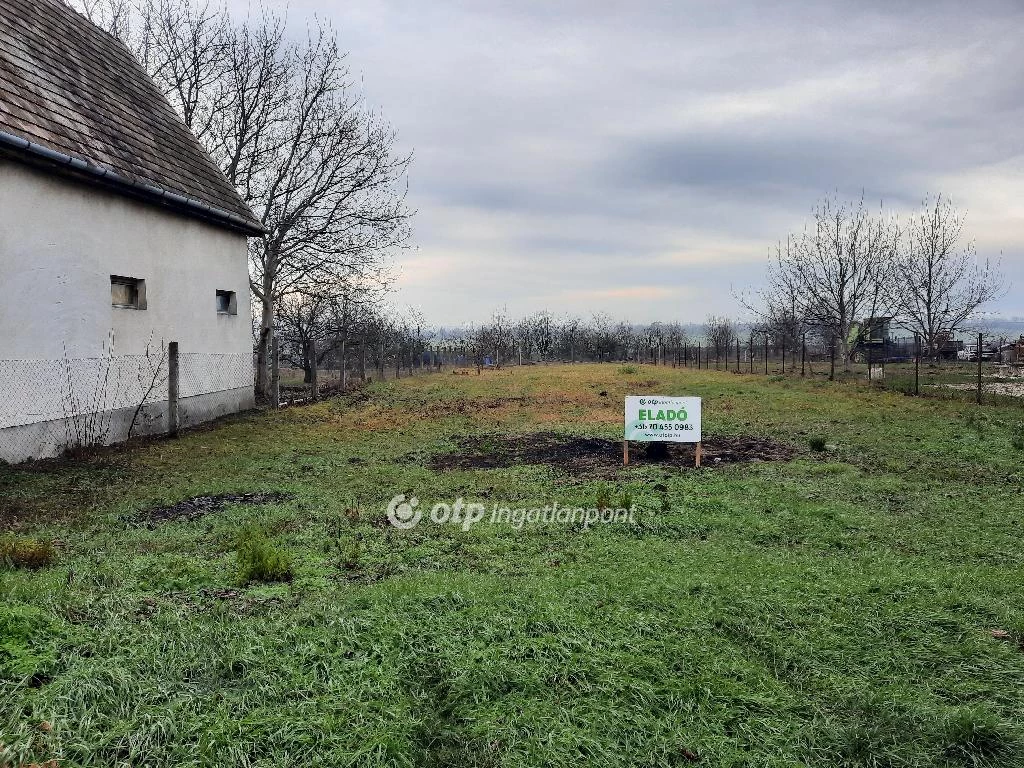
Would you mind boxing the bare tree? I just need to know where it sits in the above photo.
[703,315,736,361]
[235,21,410,395]
[275,290,337,383]
[559,316,584,363]
[591,313,616,362]
[526,311,554,362]
[71,0,132,36]
[889,195,1005,358]
[752,196,896,370]
[664,322,689,365]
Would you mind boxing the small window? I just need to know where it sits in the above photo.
[216,289,237,315]
[111,276,146,309]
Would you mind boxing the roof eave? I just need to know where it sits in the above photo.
[0,129,265,237]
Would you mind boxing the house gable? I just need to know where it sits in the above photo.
[0,0,262,235]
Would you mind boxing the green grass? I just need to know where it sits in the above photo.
[2,364,1024,766]
[235,524,294,585]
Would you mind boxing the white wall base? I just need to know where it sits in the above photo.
[0,386,254,464]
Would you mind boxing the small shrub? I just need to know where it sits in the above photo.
[0,536,57,570]
[595,486,612,511]
[808,436,827,452]
[337,540,362,573]
[618,365,639,375]
[235,525,292,584]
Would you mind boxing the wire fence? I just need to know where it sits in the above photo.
[4,333,1020,462]
[665,334,1024,407]
[0,350,252,462]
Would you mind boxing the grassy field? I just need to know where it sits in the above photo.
[3,364,1024,767]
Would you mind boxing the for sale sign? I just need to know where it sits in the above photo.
[624,396,701,443]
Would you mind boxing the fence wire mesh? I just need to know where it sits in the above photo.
[1,351,253,462]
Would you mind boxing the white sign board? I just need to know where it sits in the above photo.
[624,396,701,443]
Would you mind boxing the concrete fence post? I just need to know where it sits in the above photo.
[167,341,179,437]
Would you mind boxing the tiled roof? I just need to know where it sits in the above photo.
[0,0,262,234]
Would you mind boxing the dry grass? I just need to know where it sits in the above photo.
[0,536,56,570]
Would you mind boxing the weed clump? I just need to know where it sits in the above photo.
[618,365,639,375]
[328,535,361,570]
[808,436,827,452]
[941,707,1015,763]
[0,536,57,569]
[235,525,292,584]
[595,485,633,511]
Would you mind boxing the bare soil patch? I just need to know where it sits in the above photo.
[132,491,290,527]
[430,431,796,475]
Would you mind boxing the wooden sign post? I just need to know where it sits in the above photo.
[623,396,702,467]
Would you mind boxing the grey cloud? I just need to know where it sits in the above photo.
[229,0,1024,324]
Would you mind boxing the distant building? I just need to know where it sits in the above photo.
[0,0,263,462]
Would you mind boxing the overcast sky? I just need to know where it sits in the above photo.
[233,0,1024,325]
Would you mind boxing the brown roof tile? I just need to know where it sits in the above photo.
[0,0,262,234]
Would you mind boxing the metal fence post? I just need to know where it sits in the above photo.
[764,335,769,375]
[736,338,740,372]
[801,333,806,377]
[167,341,179,437]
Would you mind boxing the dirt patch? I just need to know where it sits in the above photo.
[132,491,290,526]
[430,431,796,475]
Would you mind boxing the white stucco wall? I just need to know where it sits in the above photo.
[0,158,255,462]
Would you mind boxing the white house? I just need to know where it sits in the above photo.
[0,0,263,463]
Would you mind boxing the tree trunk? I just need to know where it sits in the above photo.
[302,340,314,384]
[255,296,273,397]
[340,338,348,389]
